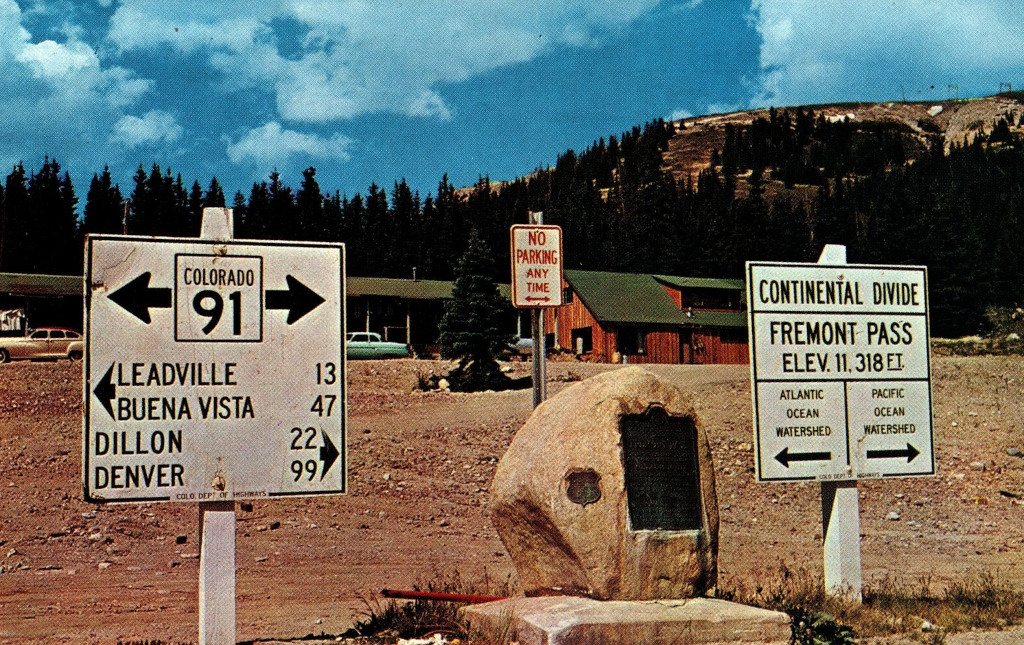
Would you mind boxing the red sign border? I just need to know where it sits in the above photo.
[509,224,564,308]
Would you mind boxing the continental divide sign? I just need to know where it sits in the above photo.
[746,262,934,482]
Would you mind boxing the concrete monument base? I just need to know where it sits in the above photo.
[460,595,790,645]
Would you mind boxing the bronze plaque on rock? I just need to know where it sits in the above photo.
[620,408,702,531]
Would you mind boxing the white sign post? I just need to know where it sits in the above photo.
[747,246,933,599]
[84,208,346,643]
[510,218,563,407]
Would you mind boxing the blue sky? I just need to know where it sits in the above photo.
[2,0,1023,202]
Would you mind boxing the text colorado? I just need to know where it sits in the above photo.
[181,266,256,287]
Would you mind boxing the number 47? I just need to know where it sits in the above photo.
[311,394,336,417]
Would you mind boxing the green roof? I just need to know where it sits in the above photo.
[347,277,453,300]
[565,270,684,325]
[564,269,745,328]
[347,277,511,300]
[653,275,745,291]
[0,273,82,297]
[683,311,748,327]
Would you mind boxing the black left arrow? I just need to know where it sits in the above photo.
[319,430,340,481]
[775,447,833,468]
[108,272,172,323]
[266,275,325,324]
[866,443,920,463]
[93,363,116,420]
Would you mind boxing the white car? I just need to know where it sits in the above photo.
[345,332,412,359]
[0,328,84,363]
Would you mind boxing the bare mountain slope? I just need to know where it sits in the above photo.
[663,95,1024,183]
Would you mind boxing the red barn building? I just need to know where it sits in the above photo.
[545,269,748,364]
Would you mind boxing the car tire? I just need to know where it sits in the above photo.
[69,350,82,362]
[0,349,9,364]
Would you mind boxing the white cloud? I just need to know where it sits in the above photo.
[406,90,453,120]
[706,102,742,115]
[111,110,182,147]
[0,0,152,156]
[750,0,1024,106]
[106,1,662,122]
[225,122,353,165]
[16,39,97,76]
[0,0,29,56]
[669,108,693,121]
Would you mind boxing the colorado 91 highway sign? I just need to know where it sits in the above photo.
[84,235,346,503]
[747,261,934,483]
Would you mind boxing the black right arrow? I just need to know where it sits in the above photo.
[867,443,920,463]
[108,272,172,324]
[93,363,116,420]
[775,446,833,468]
[319,430,340,480]
[266,275,325,324]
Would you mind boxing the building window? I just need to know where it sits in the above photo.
[563,287,574,304]
[617,328,645,355]
[571,327,593,354]
[721,327,748,343]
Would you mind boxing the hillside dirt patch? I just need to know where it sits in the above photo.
[2,356,1023,644]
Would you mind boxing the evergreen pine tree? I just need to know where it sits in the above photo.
[231,191,248,236]
[82,167,124,235]
[323,190,342,242]
[242,181,271,239]
[126,165,151,234]
[204,177,226,207]
[364,183,388,270]
[296,167,325,241]
[438,230,517,391]
[340,193,367,273]
[420,174,464,279]
[187,180,204,236]
[267,170,296,240]
[172,173,191,236]
[0,164,29,272]
[25,158,78,274]
[384,179,418,276]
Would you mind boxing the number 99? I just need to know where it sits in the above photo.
[291,459,317,481]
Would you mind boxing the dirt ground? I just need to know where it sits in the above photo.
[2,356,1024,644]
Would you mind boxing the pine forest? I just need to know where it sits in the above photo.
[1,101,1023,338]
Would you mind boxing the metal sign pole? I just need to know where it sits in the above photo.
[531,308,547,407]
[197,207,237,645]
[816,243,862,602]
[529,211,547,408]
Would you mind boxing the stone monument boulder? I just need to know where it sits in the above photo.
[490,367,719,600]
